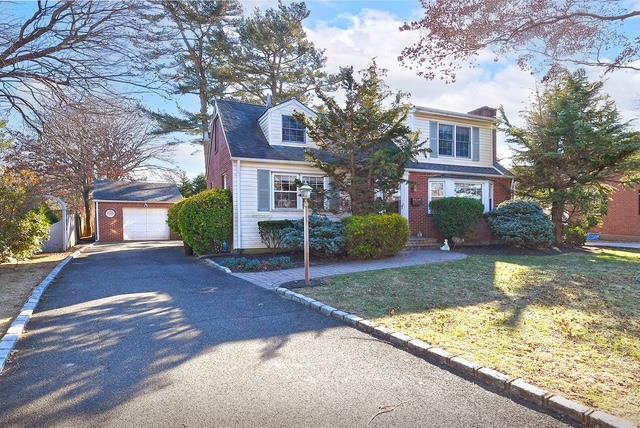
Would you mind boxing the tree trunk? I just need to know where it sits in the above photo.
[198,76,208,141]
[82,189,92,238]
[551,201,564,244]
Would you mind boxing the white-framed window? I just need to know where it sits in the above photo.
[455,126,471,158]
[272,173,325,210]
[438,124,472,158]
[282,115,305,143]
[438,124,454,156]
[428,181,445,213]
[428,179,493,212]
[301,175,325,209]
[454,182,482,200]
[273,174,298,209]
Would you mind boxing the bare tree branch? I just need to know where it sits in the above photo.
[0,0,159,132]
[3,95,174,236]
[400,0,640,82]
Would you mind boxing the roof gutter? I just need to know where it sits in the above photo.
[404,168,511,178]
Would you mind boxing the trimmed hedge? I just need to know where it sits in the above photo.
[343,213,409,259]
[178,189,233,255]
[258,219,294,251]
[487,199,555,248]
[430,197,484,241]
[167,199,187,238]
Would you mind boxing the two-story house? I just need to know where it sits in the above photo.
[204,98,514,251]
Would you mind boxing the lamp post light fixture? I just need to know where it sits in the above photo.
[299,183,313,287]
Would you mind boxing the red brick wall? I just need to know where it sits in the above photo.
[407,172,513,244]
[97,202,177,241]
[207,116,233,191]
[593,183,640,241]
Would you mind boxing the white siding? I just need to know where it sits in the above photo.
[235,160,338,250]
[261,100,316,147]
[411,112,493,167]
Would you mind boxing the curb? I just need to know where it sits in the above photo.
[0,244,93,374]
[202,258,232,274]
[273,286,636,428]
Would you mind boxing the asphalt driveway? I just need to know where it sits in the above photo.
[0,242,571,427]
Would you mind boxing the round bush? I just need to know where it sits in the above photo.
[178,189,233,255]
[167,199,187,238]
[281,215,346,257]
[563,226,587,247]
[430,197,484,240]
[487,199,555,248]
[343,213,409,259]
[0,206,53,262]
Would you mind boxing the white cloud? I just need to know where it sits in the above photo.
[306,9,537,163]
[305,9,640,164]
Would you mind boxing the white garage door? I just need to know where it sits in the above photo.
[123,207,170,241]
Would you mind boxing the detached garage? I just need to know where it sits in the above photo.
[94,180,182,242]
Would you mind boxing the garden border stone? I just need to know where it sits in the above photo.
[202,258,232,274]
[0,244,92,374]
[272,286,635,428]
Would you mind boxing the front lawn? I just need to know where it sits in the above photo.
[0,252,72,338]
[299,249,640,423]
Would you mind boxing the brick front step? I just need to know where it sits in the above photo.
[406,237,439,249]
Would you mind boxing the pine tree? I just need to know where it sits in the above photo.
[503,69,640,242]
[223,1,331,105]
[296,61,427,215]
[141,0,242,139]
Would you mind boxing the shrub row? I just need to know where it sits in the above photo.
[430,197,558,249]
[167,189,233,255]
[258,213,410,260]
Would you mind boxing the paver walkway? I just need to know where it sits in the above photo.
[586,240,640,250]
[0,242,568,427]
[232,249,467,289]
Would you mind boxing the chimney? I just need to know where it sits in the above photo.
[266,94,273,108]
[468,106,497,118]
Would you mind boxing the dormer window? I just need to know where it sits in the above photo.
[282,115,305,143]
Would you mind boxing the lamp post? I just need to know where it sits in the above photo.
[299,183,313,287]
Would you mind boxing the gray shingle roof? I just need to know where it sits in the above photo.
[407,161,513,177]
[94,180,182,202]
[215,98,513,177]
[216,99,307,161]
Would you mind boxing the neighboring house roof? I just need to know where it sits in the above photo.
[214,98,513,177]
[216,99,308,161]
[407,161,513,177]
[94,180,182,202]
[412,105,496,122]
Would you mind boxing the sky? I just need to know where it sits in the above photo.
[167,0,640,177]
[4,0,640,178]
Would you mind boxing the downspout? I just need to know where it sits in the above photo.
[400,171,409,220]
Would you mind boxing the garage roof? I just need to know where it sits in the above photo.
[94,180,182,203]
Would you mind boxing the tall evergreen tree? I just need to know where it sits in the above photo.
[223,1,330,105]
[503,69,640,242]
[141,0,242,139]
[296,62,427,215]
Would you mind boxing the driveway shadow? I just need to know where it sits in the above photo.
[0,243,340,426]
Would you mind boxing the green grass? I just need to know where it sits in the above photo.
[300,249,640,422]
